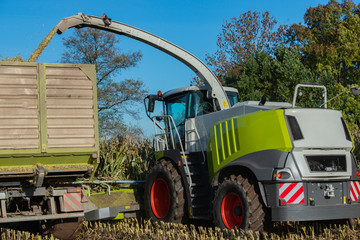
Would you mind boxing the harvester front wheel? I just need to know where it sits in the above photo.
[213,174,266,231]
[144,159,185,223]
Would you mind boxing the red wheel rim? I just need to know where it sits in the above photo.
[151,178,170,219]
[221,192,244,229]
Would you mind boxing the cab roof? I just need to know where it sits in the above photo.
[162,86,238,99]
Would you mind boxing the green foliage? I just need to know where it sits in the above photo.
[61,28,147,138]
[95,136,155,180]
[226,45,314,103]
[329,83,360,159]
[287,0,360,85]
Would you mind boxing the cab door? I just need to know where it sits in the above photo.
[165,93,188,150]
[185,91,214,152]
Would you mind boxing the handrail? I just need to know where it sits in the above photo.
[151,115,192,186]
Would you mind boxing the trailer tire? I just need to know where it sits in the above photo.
[46,217,84,240]
[144,159,185,223]
[213,174,266,231]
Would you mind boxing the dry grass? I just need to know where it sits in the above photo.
[74,218,360,240]
[0,228,55,239]
[2,218,360,240]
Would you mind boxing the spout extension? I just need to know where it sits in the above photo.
[56,13,89,34]
[101,13,112,26]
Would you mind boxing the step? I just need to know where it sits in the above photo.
[190,187,211,198]
[191,208,210,219]
[191,203,210,209]
[190,174,210,183]
[190,181,206,187]
[191,197,211,209]
[183,160,204,166]
[188,166,202,176]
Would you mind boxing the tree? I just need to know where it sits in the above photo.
[226,45,315,103]
[287,0,360,159]
[61,28,147,137]
[286,0,360,85]
[206,11,287,82]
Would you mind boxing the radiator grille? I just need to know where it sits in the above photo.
[306,155,346,172]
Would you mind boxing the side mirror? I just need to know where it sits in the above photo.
[145,94,162,114]
[148,97,155,113]
[351,86,359,96]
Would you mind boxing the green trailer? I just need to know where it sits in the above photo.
[0,62,141,239]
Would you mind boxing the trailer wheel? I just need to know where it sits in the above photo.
[43,217,84,240]
[213,174,266,231]
[145,159,185,223]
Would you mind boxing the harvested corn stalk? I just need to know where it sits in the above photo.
[28,26,58,62]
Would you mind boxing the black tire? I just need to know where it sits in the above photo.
[46,217,84,240]
[144,159,185,223]
[213,174,266,231]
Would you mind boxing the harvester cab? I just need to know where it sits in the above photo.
[144,86,239,154]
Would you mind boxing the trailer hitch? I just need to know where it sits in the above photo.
[324,184,335,198]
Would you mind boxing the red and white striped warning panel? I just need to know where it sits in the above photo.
[62,192,83,212]
[350,181,360,201]
[279,183,305,205]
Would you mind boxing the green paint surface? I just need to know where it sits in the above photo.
[207,109,292,180]
[88,189,138,209]
[155,151,164,161]
[0,154,95,169]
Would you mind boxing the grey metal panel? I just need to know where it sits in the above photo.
[271,203,360,221]
[0,65,39,150]
[0,212,84,223]
[285,108,353,150]
[307,182,345,205]
[46,66,96,149]
[84,205,140,221]
[213,150,289,182]
[234,101,292,108]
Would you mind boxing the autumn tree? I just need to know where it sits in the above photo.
[206,11,287,83]
[61,28,147,137]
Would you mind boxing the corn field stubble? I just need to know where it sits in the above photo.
[2,136,360,239]
[2,218,360,240]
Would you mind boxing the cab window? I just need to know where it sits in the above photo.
[226,91,239,106]
[187,91,213,118]
[165,93,187,130]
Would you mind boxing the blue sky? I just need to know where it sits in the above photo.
[0,0,353,136]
